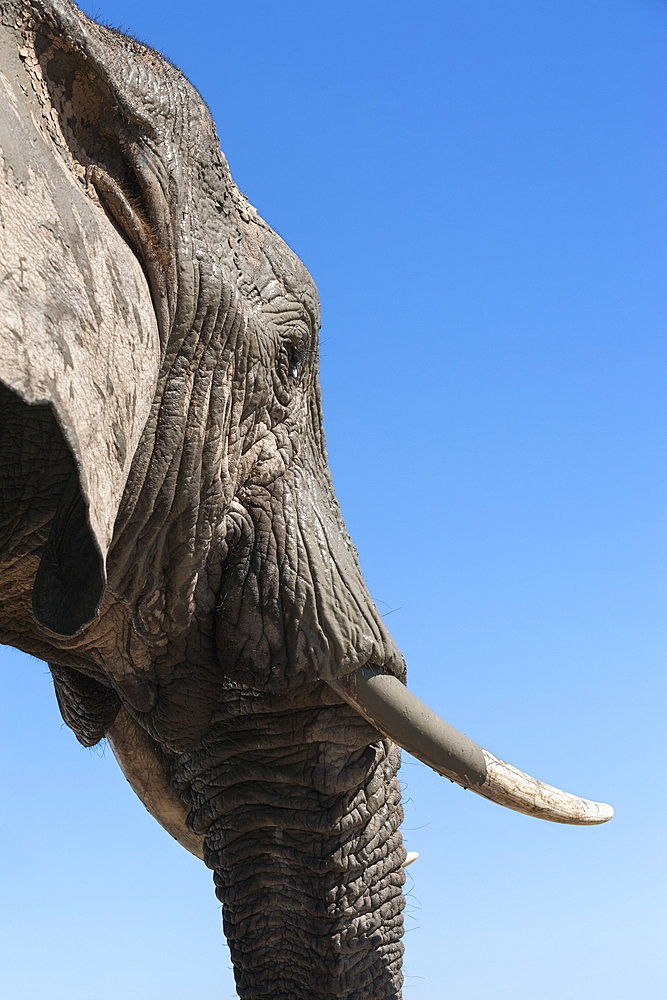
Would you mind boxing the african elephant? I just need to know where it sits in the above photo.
[0,1,613,996]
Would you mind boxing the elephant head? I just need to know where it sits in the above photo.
[0,1,612,996]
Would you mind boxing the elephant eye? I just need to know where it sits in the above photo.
[280,327,312,385]
[286,342,308,380]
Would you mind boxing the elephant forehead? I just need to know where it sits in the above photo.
[231,202,321,326]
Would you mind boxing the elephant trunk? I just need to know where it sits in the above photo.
[172,687,406,1000]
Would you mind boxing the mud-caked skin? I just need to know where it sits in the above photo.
[0,1,406,996]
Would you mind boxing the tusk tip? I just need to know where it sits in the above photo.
[590,802,614,824]
[402,851,420,867]
[330,669,613,828]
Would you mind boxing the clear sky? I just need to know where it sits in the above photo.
[1,1,665,998]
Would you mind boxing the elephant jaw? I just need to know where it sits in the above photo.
[107,704,421,867]
[329,667,614,826]
[106,708,205,860]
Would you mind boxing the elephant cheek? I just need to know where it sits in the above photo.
[214,473,402,689]
[0,26,161,635]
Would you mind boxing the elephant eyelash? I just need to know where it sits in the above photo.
[285,342,308,380]
[280,330,315,383]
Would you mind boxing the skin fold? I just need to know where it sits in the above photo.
[0,1,407,995]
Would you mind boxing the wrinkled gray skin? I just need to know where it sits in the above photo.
[0,1,408,996]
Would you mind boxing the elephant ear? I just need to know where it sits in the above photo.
[0,14,162,635]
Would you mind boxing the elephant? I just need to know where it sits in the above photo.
[0,1,613,996]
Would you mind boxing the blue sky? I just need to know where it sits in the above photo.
[1,1,665,997]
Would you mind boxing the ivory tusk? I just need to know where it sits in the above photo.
[402,851,420,867]
[329,666,613,826]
